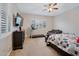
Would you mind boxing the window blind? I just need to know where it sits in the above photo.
[0,4,8,34]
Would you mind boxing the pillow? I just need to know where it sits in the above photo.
[76,37,79,43]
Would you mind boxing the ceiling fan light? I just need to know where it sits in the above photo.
[48,8,53,12]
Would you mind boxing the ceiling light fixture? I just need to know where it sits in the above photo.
[43,3,58,12]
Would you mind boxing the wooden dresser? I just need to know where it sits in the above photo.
[12,31,25,50]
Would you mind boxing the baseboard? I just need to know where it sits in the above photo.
[7,49,12,56]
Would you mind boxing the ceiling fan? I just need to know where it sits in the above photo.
[43,3,58,12]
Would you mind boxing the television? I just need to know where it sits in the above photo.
[15,14,23,27]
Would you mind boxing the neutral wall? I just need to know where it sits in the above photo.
[22,14,54,37]
[0,33,12,56]
[53,7,79,33]
[0,4,20,55]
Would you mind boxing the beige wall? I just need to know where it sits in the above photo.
[0,3,20,55]
[0,33,12,56]
[54,7,79,33]
[22,14,54,37]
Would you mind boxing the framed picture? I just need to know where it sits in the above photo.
[31,20,47,30]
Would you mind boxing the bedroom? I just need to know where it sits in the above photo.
[0,3,79,56]
[10,3,79,56]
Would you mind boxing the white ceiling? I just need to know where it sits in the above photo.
[16,3,79,16]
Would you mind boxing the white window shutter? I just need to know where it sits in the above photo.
[0,4,8,34]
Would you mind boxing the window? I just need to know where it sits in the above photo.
[0,4,8,34]
[31,19,47,30]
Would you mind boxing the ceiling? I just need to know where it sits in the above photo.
[16,3,79,16]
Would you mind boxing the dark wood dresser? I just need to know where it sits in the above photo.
[12,31,25,50]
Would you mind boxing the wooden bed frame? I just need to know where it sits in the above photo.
[48,42,73,56]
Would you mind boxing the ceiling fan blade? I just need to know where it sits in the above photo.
[53,8,58,10]
[53,3,57,6]
[49,3,52,6]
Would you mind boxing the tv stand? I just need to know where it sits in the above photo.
[12,31,25,50]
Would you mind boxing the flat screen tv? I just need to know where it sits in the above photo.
[15,15,23,27]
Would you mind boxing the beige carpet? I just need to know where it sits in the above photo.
[10,37,60,56]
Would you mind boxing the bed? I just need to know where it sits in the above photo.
[45,32,79,56]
